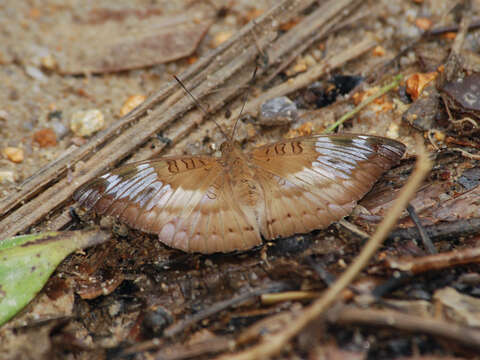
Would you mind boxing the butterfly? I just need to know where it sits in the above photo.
[74,132,405,253]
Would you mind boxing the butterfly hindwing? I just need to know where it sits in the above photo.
[248,134,406,239]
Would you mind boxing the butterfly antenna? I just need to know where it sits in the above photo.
[231,66,258,140]
[173,75,229,140]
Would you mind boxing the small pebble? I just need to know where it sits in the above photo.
[0,109,9,121]
[0,170,15,183]
[47,109,62,120]
[386,122,399,139]
[415,17,432,31]
[70,109,104,137]
[40,53,57,70]
[71,136,87,146]
[3,147,24,163]
[25,65,48,82]
[245,8,263,22]
[286,60,307,76]
[51,120,69,139]
[304,54,316,67]
[33,128,57,147]
[286,122,313,138]
[119,94,146,117]
[259,96,298,126]
[372,45,386,57]
[438,193,451,202]
[211,31,232,48]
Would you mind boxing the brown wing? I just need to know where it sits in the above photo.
[74,156,261,253]
[248,134,406,239]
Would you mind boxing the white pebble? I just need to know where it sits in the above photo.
[51,120,69,139]
[25,65,48,82]
[0,109,9,121]
[70,109,105,137]
[0,170,15,183]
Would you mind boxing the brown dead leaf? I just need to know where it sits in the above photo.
[434,287,480,327]
[75,272,124,300]
[405,72,438,101]
[440,73,480,123]
[424,184,480,222]
[54,5,213,74]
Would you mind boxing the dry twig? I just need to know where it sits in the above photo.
[406,204,437,254]
[328,306,480,351]
[388,218,480,243]
[385,245,480,274]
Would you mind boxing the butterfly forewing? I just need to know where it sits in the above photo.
[74,155,261,253]
[248,134,406,239]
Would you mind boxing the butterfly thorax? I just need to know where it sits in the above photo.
[219,141,253,175]
[219,140,260,208]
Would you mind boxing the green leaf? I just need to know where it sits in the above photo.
[0,230,110,326]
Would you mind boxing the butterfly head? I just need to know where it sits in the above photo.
[219,140,242,154]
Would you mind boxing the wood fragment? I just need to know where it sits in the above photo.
[260,291,320,305]
[388,218,480,243]
[451,148,480,160]
[328,306,480,351]
[434,287,480,328]
[428,17,480,36]
[338,219,370,241]
[385,245,480,274]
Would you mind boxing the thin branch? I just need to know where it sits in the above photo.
[329,306,480,350]
[385,245,480,274]
[406,204,437,254]
[388,218,480,243]
[338,219,370,241]
[260,291,320,305]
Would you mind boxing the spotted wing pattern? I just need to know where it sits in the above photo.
[248,134,406,239]
[74,156,261,253]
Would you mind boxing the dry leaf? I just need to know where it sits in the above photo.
[54,5,213,74]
